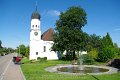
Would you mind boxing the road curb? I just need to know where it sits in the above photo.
[19,65,26,80]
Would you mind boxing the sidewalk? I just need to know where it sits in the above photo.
[2,59,25,80]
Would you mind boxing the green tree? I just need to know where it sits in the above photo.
[0,48,3,55]
[0,40,2,48]
[52,6,88,60]
[97,46,115,62]
[88,48,98,60]
[86,34,103,61]
[2,47,8,53]
[19,44,26,56]
[113,43,120,58]
[25,46,29,57]
[7,47,14,53]
[56,6,87,30]
[16,44,29,57]
[97,33,115,62]
[87,34,102,52]
[102,32,113,47]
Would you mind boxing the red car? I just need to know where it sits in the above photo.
[13,56,22,64]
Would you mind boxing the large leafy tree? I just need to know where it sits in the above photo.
[56,6,87,29]
[87,34,102,51]
[52,6,88,60]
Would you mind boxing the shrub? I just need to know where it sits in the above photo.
[30,59,36,63]
[1,53,4,56]
[88,48,98,60]
[37,57,47,62]
[37,57,41,61]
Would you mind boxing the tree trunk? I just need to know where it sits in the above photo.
[73,51,76,60]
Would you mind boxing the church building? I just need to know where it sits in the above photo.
[29,6,58,60]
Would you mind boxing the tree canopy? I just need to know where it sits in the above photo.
[56,6,87,30]
[16,44,29,57]
[102,32,113,47]
[52,6,88,60]
[52,6,119,61]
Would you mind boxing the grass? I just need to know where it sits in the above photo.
[21,58,120,80]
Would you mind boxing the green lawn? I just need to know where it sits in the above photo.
[21,58,120,80]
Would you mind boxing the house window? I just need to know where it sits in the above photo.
[36,52,38,55]
[43,46,46,52]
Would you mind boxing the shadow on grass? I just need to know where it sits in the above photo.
[91,75,100,80]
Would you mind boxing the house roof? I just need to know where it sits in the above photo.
[41,28,54,41]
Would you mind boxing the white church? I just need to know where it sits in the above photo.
[29,7,58,60]
[29,6,87,60]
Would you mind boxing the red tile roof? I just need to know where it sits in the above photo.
[41,28,54,41]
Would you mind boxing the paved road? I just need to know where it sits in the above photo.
[0,53,25,80]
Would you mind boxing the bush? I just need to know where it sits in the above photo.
[37,57,41,60]
[30,59,36,63]
[88,48,98,60]
[37,57,47,62]
[1,53,4,56]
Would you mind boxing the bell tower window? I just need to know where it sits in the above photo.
[33,25,34,28]
[36,25,37,28]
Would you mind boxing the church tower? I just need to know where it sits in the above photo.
[29,3,58,60]
[30,5,41,60]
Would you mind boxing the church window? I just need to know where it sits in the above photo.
[36,52,38,55]
[43,46,46,52]
[32,25,34,28]
[36,25,37,27]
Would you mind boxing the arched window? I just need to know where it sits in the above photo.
[43,46,46,52]
[32,25,34,28]
[36,25,37,28]
[36,52,38,55]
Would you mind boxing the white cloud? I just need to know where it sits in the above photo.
[47,10,60,17]
[114,28,120,31]
[41,10,60,18]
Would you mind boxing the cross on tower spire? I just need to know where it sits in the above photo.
[35,1,37,11]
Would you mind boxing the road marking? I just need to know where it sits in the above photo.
[0,59,12,80]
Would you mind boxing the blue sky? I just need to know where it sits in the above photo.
[0,0,120,49]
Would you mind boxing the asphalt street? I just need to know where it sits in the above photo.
[0,53,25,80]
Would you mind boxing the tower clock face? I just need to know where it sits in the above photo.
[34,32,38,36]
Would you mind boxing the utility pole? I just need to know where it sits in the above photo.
[18,46,20,56]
